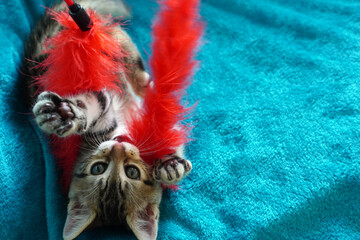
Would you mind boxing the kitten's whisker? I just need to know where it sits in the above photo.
[79,142,97,151]
[83,184,101,200]
[136,130,155,150]
[83,134,99,149]
[127,184,143,209]
[138,136,174,153]
[132,127,150,150]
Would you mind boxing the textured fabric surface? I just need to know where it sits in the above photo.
[1,0,360,239]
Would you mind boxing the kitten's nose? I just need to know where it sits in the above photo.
[110,142,126,160]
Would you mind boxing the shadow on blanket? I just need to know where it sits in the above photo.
[254,178,360,239]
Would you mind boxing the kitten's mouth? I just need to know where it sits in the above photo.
[114,135,134,145]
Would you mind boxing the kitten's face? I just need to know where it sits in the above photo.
[63,140,162,240]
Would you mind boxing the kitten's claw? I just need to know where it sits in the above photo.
[33,91,84,137]
[153,155,192,185]
[56,120,73,136]
[38,102,55,114]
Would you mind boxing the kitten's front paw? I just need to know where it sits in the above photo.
[153,155,192,185]
[33,92,84,137]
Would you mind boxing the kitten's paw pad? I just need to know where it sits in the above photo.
[153,155,192,185]
[33,92,78,137]
[57,102,75,119]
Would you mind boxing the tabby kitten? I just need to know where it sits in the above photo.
[24,1,192,239]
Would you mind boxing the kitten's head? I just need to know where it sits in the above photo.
[63,140,162,240]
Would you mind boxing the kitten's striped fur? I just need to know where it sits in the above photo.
[24,1,192,239]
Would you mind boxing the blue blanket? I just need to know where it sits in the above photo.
[2,0,360,239]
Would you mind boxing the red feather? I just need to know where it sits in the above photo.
[49,135,81,193]
[35,8,127,96]
[127,0,203,165]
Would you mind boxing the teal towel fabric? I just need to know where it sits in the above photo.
[2,0,360,239]
[0,1,48,239]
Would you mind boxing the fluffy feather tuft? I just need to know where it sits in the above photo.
[127,0,203,165]
[35,8,127,96]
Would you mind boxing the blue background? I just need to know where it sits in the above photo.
[1,0,360,239]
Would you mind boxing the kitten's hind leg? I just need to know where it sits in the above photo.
[129,57,151,98]
[153,153,192,185]
[113,29,150,98]
[33,91,88,137]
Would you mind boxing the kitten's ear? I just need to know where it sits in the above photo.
[126,203,160,240]
[63,199,96,240]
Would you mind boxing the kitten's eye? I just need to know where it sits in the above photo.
[125,166,140,180]
[91,162,108,175]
